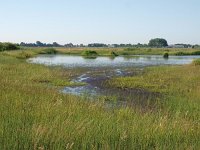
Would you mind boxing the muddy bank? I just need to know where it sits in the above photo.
[62,67,160,108]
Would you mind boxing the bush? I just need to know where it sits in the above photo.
[0,42,20,51]
[163,53,169,58]
[110,51,118,57]
[191,51,200,55]
[81,50,98,56]
[39,48,57,54]
[175,51,200,56]
[175,52,187,56]
[0,44,3,51]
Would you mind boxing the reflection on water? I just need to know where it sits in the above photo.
[28,55,200,68]
[28,54,200,107]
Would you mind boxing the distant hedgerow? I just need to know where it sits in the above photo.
[0,42,20,51]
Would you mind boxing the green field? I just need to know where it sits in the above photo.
[0,49,200,149]
[3,47,200,57]
[55,47,200,56]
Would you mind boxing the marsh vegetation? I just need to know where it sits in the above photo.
[0,48,200,149]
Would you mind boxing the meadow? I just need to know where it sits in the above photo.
[55,47,200,56]
[0,49,200,149]
[10,46,200,57]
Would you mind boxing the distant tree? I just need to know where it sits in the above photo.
[148,38,168,47]
[113,44,119,47]
[194,45,200,49]
[46,43,53,47]
[20,42,26,46]
[0,43,3,51]
[36,41,44,47]
[80,44,84,47]
[88,43,107,47]
[64,43,74,47]
[53,42,60,47]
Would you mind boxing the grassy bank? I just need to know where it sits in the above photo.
[0,52,199,149]
[56,47,200,56]
[5,47,200,57]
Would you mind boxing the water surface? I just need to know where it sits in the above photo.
[28,55,200,107]
[28,55,200,68]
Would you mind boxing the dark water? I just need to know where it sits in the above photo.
[28,55,200,107]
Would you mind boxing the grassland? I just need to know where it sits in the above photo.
[56,47,200,56]
[9,46,200,57]
[0,50,200,149]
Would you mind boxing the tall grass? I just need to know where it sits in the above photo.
[0,53,199,149]
[192,58,200,66]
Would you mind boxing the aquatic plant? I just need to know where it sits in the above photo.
[110,51,118,57]
[163,52,169,58]
[81,50,98,56]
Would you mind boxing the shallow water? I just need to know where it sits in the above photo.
[28,55,200,107]
[28,55,200,68]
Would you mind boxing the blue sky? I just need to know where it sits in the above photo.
[0,0,200,44]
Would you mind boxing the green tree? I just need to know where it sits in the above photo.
[0,42,19,51]
[148,38,168,47]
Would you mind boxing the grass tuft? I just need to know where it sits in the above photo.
[192,58,200,66]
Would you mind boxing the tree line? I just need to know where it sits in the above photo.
[0,39,199,51]
[20,41,149,48]
[0,42,20,51]
[19,39,198,48]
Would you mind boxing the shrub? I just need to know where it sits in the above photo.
[0,42,20,51]
[0,44,3,52]
[81,50,98,56]
[175,52,187,56]
[39,48,57,54]
[191,51,200,55]
[110,51,118,57]
[175,51,200,56]
[163,53,169,58]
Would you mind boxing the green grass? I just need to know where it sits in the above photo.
[18,46,200,56]
[0,51,199,149]
[193,58,200,66]
[56,47,200,56]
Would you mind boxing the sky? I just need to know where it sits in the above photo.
[0,0,200,45]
